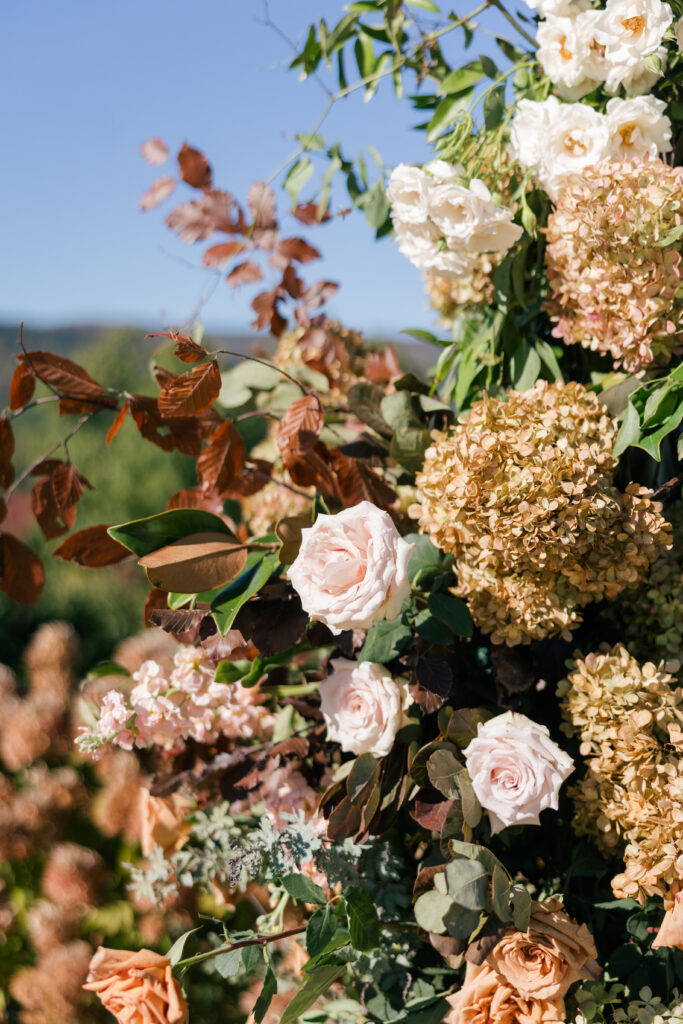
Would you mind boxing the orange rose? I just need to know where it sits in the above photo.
[83,947,188,1024]
[653,886,683,950]
[139,788,193,857]
[486,899,600,1000]
[445,961,565,1024]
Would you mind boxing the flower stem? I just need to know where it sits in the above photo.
[174,924,307,972]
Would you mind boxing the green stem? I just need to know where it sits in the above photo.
[174,924,307,971]
[487,0,537,49]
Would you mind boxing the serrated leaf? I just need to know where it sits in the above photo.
[280,873,327,905]
[345,886,380,950]
[358,618,412,663]
[306,906,338,957]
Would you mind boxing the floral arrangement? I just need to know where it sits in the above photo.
[5,1,683,1022]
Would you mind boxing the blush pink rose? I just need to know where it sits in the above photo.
[288,501,413,633]
[463,711,573,834]
[319,659,413,758]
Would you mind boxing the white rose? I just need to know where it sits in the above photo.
[463,710,574,833]
[536,12,607,99]
[605,95,672,159]
[508,97,562,180]
[595,0,672,94]
[676,15,683,49]
[524,0,591,16]
[319,659,413,757]
[424,158,463,182]
[393,217,441,271]
[542,101,611,199]
[288,500,414,634]
[429,178,522,254]
[386,163,431,225]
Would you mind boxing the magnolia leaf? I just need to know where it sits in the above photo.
[109,509,234,557]
[211,551,281,635]
[138,532,248,592]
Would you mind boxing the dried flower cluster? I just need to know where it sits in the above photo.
[78,645,275,754]
[425,253,500,324]
[558,643,683,903]
[609,503,683,666]
[545,158,683,372]
[413,380,670,644]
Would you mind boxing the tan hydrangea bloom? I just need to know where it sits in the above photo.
[558,644,683,904]
[426,255,499,326]
[545,159,683,373]
[608,503,683,669]
[413,381,671,645]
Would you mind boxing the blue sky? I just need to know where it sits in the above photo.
[2,0,508,339]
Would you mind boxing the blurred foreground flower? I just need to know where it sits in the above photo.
[83,947,188,1024]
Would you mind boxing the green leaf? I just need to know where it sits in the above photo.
[167,927,200,966]
[361,177,391,228]
[428,592,473,637]
[444,858,488,909]
[535,339,564,382]
[613,402,641,457]
[345,885,380,951]
[414,889,449,933]
[438,64,483,96]
[510,885,532,932]
[483,83,505,129]
[404,0,440,10]
[479,53,499,78]
[347,752,379,803]
[285,156,314,206]
[347,381,392,436]
[253,968,277,1024]
[426,93,472,142]
[214,946,245,978]
[211,551,282,634]
[280,873,327,905]
[391,427,432,472]
[108,509,234,557]
[281,964,346,1024]
[510,340,542,391]
[406,533,447,585]
[427,748,465,799]
[635,402,683,461]
[414,609,454,645]
[306,907,338,958]
[381,390,422,430]
[84,661,130,681]
[402,328,439,344]
[359,617,412,663]
[492,864,513,923]
[447,839,506,876]
[213,659,252,684]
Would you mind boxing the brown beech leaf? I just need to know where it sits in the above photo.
[138,531,249,592]
[0,416,15,489]
[220,459,272,500]
[277,237,320,263]
[167,487,224,514]
[202,241,245,267]
[197,420,246,494]
[141,137,169,165]
[275,513,310,565]
[247,182,277,229]
[327,449,396,510]
[106,402,129,445]
[0,533,44,604]
[145,330,209,364]
[293,202,331,225]
[153,364,177,390]
[233,594,308,655]
[177,142,212,189]
[165,189,240,244]
[140,176,176,211]
[150,607,207,634]
[466,917,507,966]
[226,260,263,287]
[31,467,77,540]
[327,796,363,842]
[277,395,324,467]
[128,395,219,456]
[0,498,5,524]
[53,524,129,566]
[410,657,452,714]
[365,347,402,383]
[21,351,117,409]
[51,462,92,514]
[158,359,221,418]
[281,265,302,299]
[9,359,36,410]
[301,280,338,309]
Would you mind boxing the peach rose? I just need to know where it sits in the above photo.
[487,899,600,1000]
[463,711,573,833]
[319,659,413,757]
[444,961,565,1024]
[83,947,188,1024]
[288,500,413,633]
[653,885,683,949]
[139,788,194,857]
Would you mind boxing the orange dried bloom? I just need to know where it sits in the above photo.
[83,947,188,1024]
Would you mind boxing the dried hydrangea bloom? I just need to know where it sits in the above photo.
[608,503,683,668]
[24,621,80,704]
[546,158,683,372]
[413,380,671,645]
[558,643,683,903]
[242,478,313,538]
[42,842,105,910]
[426,255,499,325]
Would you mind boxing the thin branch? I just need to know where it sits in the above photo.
[174,924,307,971]
[214,348,309,395]
[4,412,95,503]
[487,0,537,48]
